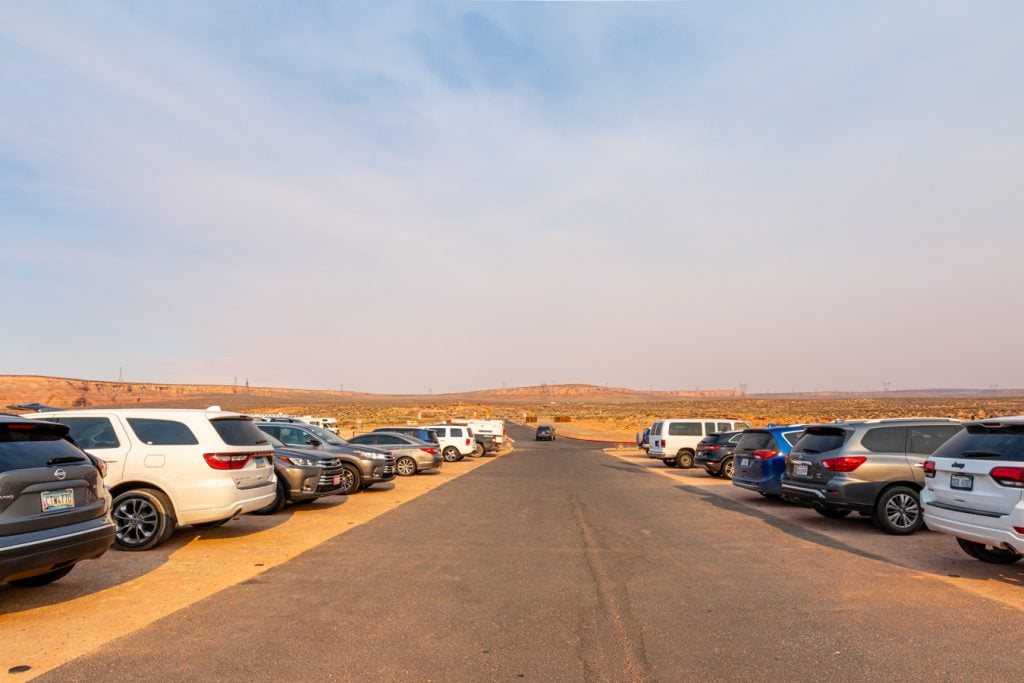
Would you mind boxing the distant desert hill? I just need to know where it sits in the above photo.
[448,383,742,402]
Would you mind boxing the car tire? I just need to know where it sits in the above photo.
[442,447,460,462]
[664,459,676,468]
[721,457,735,480]
[473,442,485,457]
[675,450,694,469]
[873,486,923,535]
[251,478,288,515]
[396,456,417,476]
[956,538,1024,564]
[814,505,851,519]
[112,488,176,551]
[706,468,721,477]
[338,463,362,495]
[8,565,76,588]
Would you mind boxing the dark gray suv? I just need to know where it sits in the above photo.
[780,418,962,534]
[0,416,115,587]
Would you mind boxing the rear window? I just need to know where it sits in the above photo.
[651,422,663,436]
[736,431,774,451]
[932,425,1024,462]
[703,433,730,445]
[0,423,88,471]
[668,422,702,436]
[862,427,907,454]
[127,419,199,446]
[211,419,268,446]
[793,428,848,454]
[58,416,121,450]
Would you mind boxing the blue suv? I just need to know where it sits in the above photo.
[731,425,808,497]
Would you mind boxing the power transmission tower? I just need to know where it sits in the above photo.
[739,382,748,395]
[882,381,891,393]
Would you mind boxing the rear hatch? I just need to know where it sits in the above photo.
[786,427,851,483]
[696,433,731,461]
[926,423,1024,517]
[0,421,105,537]
[649,422,665,455]
[209,418,276,490]
[733,430,778,480]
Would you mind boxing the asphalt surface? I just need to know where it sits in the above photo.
[40,424,1024,681]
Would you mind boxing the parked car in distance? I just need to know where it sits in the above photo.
[253,433,349,514]
[257,422,395,493]
[346,432,442,476]
[923,418,1024,564]
[371,426,440,447]
[694,431,744,479]
[731,425,808,497]
[30,407,277,551]
[781,418,962,534]
[424,425,477,462]
[636,428,650,453]
[0,416,115,587]
[648,419,753,468]
[535,425,556,441]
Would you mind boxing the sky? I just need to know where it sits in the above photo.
[1,1,1022,394]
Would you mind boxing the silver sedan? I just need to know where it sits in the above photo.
[346,432,443,476]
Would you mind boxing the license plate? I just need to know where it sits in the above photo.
[332,475,341,485]
[42,488,75,512]
[795,464,809,476]
[950,474,974,490]
[255,457,268,468]
[739,458,749,467]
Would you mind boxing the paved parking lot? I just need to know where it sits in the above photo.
[5,423,1024,681]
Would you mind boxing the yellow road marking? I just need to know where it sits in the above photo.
[1,453,506,679]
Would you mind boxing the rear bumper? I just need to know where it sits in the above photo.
[181,482,278,525]
[0,517,115,583]
[733,476,782,496]
[922,493,1024,552]
[413,453,443,469]
[780,477,878,513]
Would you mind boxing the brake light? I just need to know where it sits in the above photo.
[203,452,256,470]
[990,466,1024,488]
[92,456,107,479]
[6,424,38,430]
[752,449,777,459]
[821,456,867,472]
[466,438,471,446]
[421,447,437,455]
[704,445,721,451]
[923,460,936,477]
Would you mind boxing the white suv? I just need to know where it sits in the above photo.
[922,417,1024,564]
[427,425,477,462]
[30,407,276,551]
[648,418,753,468]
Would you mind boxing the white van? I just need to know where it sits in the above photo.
[29,407,277,550]
[648,418,752,468]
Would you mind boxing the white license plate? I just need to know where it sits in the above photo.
[739,458,749,467]
[795,464,809,476]
[332,475,341,485]
[950,474,974,490]
[42,488,75,512]
[255,457,268,468]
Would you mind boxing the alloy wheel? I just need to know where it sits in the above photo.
[884,493,919,529]
[114,497,159,546]
[396,457,416,476]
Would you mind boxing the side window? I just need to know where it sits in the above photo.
[704,422,716,435]
[908,425,962,455]
[434,428,447,437]
[259,425,281,440]
[58,417,121,449]
[862,427,908,453]
[717,422,731,432]
[378,435,402,445]
[278,427,312,446]
[356,434,378,445]
[782,430,804,446]
[668,422,702,436]
[127,419,198,446]
[451,428,463,437]
[733,422,752,430]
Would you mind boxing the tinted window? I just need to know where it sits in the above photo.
[211,419,268,446]
[793,428,847,454]
[736,431,774,451]
[651,422,664,436]
[668,422,702,436]
[59,417,121,450]
[276,426,314,447]
[348,434,375,445]
[932,425,1024,462]
[377,435,403,445]
[258,425,281,440]
[306,425,348,446]
[861,427,908,453]
[0,422,88,471]
[434,427,447,437]
[782,430,805,446]
[451,428,463,437]
[127,419,198,446]
[704,422,716,435]
[908,425,962,455]
[717,422,732,432]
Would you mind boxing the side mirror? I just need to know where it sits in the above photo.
[307,439,321,447]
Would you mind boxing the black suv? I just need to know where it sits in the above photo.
[0,416,115,587]
[694,431,744,479]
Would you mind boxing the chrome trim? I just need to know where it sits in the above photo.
[926,500,1005,518]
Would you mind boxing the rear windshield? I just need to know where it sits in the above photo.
[793,428,848,454]
[651,422,664,436]
[0,423,88,471]
[933,425,1024,462]
[211,419,269,446]
[736,431,774,451]
[703,433,729,444]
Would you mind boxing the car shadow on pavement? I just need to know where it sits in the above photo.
[672,482,1024,589]
[0,498,332,615]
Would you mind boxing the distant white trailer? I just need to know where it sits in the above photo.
[302,415,339,434]
[449,419,506,445]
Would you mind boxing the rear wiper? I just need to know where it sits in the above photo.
[961,451,1003,459]
[47,456,86,465]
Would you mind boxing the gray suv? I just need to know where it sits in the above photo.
[256,422,395,493]
[0,415,115,587]
[780,418,962,534]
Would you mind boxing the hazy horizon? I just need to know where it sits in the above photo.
[2,3,1022,394]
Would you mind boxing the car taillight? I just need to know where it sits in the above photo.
[203,452,255,470]
[466,438,471,446]
[421,448,437,455]
[923,460,936,477]
[990,466,1024,488]
[704,445,721,451]
[821,456,867,472]
[752,449,777,459]
[92,457,107,479]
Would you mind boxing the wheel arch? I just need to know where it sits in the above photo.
[109,480,178,516]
